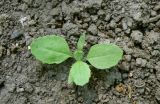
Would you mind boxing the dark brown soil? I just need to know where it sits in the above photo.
[0,0,160,104]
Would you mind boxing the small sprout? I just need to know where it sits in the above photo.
[30,34,123,86]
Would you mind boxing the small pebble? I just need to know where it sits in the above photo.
[16,87,24,93]
[11,30,23,39]
[119,61,130,72]
[134,79,145,88]
[88,24,98,35]
[136,58,147,67]
[131,30,143,43]
[105,14,111,22]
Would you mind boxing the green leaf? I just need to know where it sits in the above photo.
[31,35,72,64]
[73,50,84,61]
[77,33,85,50]
[68,61,91,86]
[87,44,123,69]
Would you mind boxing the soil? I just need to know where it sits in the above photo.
[0,0,160,104]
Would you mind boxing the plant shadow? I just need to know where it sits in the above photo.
[38,58,74,81]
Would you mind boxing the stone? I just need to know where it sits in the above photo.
[98,10,105,16]
[133,48,150,59]
[61,2,72,16]
[105,14,111,22]
[154,3,160,11]
[83,0,102,14]
[98,38,110,44]
[149,14,160,23]
[50,7,60,16]
[122,73,128,79]
[152,50,159,56]
[125,29,131,34]
[46,28,61,34]
[62,22,78,36]
[91,15,98,22]
[88,24,98,35]
[84,17,91,22]
[123,45,133,55]
[109,20,116,28]
[147,31,159,44]
[124,55,131,62]
[132,69,145,79]
[115,28,122,34]
[119,61,130,72]
[0,1,4,6]
[16,87,24,93]
[87,35,98,44]
[17,66,22,73]
[134,79,145,88]
[131,30,143,43]
[151,10,157,16]
[132,12,142,21]
[24,83,33,93]
[156,20,160,27]
[82,23,88,29]
[136,58,147,67]
[0,14,10,22]
[18,3,28,11]
[28,20,36,26]
[137,88,145,94]
[24,33,32,46]
[122,19,128,30]
[127,18,133,27]
[11,30,23,39]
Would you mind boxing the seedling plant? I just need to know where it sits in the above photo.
[30,34,123,86]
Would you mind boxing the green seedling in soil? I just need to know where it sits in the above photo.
[30,34,123,86]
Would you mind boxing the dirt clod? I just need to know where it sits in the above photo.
[131,30,143,44]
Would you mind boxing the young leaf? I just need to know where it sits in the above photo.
[73,50,84,61]
[77,33,85,50]
[31,35,72,64]
[87,44,123,69]
[68,61,91,86]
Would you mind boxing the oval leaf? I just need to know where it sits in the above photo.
[87,44,123,69]
[68,61,90,86]
[31,35,72,64]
